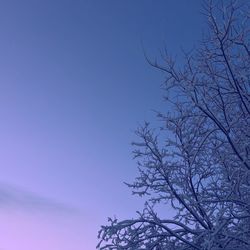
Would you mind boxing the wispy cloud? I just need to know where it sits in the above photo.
[0,182,78,215]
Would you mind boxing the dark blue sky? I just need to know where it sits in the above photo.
[0,1,204,249]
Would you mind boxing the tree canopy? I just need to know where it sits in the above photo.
[97,1,250,249]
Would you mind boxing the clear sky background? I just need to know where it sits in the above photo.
[0,1,204,249]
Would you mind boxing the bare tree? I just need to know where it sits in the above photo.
[97,1,250,249]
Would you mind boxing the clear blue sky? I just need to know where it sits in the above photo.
[0,0,203,249]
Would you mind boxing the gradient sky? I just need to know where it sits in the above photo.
[0,1,204,249]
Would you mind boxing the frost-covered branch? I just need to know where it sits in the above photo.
[98,1,250,249]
